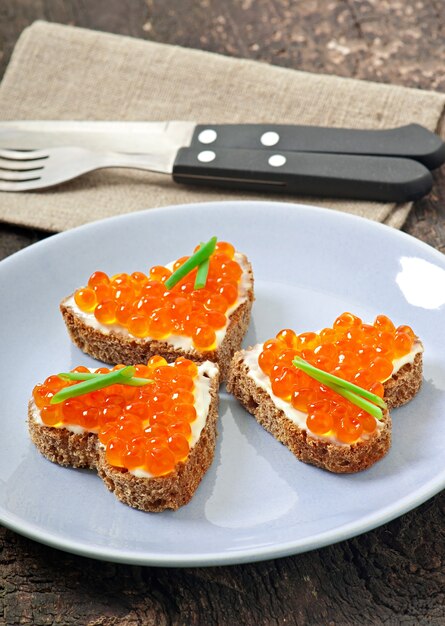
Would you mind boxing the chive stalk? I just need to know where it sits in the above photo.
[292,356,386,421]
[165,236,217,289]
[51,366,139,404]
[194,242,210,290]
[326,384,384,421]
[293,356,386,409]
[194,258,210,289]
[58,371,153,386]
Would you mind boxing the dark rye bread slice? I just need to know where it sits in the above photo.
[28,417,99,469]
[60,257,254,381]
[226,347,423,474]
[28,365,220,512]
[383,351,423,409]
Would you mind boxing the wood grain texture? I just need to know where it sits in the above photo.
[1,493,444,625]
[1,1,444,624]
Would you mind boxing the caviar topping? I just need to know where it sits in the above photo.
[73,240,244,351]
[257,313,417,444]
[32,357,203,476]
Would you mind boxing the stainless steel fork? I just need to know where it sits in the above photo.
[0,147,174,191]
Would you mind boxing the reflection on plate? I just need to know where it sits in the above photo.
[0,201,444,566]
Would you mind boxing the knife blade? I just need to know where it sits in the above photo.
[0,120,195,154]
[1,120,444,168]
[0,121,437,201]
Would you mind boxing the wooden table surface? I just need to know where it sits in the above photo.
[1,2,444,625]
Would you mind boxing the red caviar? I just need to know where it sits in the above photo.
[73,242,244,352]
[32,358,203,477]
[258,313,418,444]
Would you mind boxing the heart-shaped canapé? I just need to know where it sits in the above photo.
[60,239,253,380]
[227,312,423,473]
[29,357,219,512]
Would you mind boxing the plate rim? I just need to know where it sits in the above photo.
[0,470,444,567]
[3,200,445,269]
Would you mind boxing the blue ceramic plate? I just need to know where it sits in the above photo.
[0,201,444,566]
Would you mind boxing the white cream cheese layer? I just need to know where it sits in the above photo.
[243,340,423,444]
[65,252,252,351]
[31,361,219,477]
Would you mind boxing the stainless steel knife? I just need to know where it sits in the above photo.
[0,120,442,201]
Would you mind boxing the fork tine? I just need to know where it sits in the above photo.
[0,145,169,192]
[0,148,49,160]
[0,169,43,181]
[0,157,45,171]
[0,179,45,192]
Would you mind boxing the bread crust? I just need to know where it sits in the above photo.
[60,258,254,381]
[28,411,99,469]
[226,347,423,474]
[383,351,423,409]
[28,367,220,512]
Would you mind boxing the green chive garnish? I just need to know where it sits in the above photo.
[58,371,153,386]
[50,366,143,404]
[292,356,386,421]
[328,383,385,421]
[293,356,386,409]
[194,242,210,290]
[194,258,210,289]
[165,236,217,289]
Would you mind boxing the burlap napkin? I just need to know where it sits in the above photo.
[0,21,444,232]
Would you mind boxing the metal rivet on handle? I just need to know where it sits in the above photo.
[261,131,280,146]
[268,154,286,167]
[198,150,216,163]
[198,129,218,144]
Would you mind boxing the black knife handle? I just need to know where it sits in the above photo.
[172,147,432,202]
[189,123,445,171]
